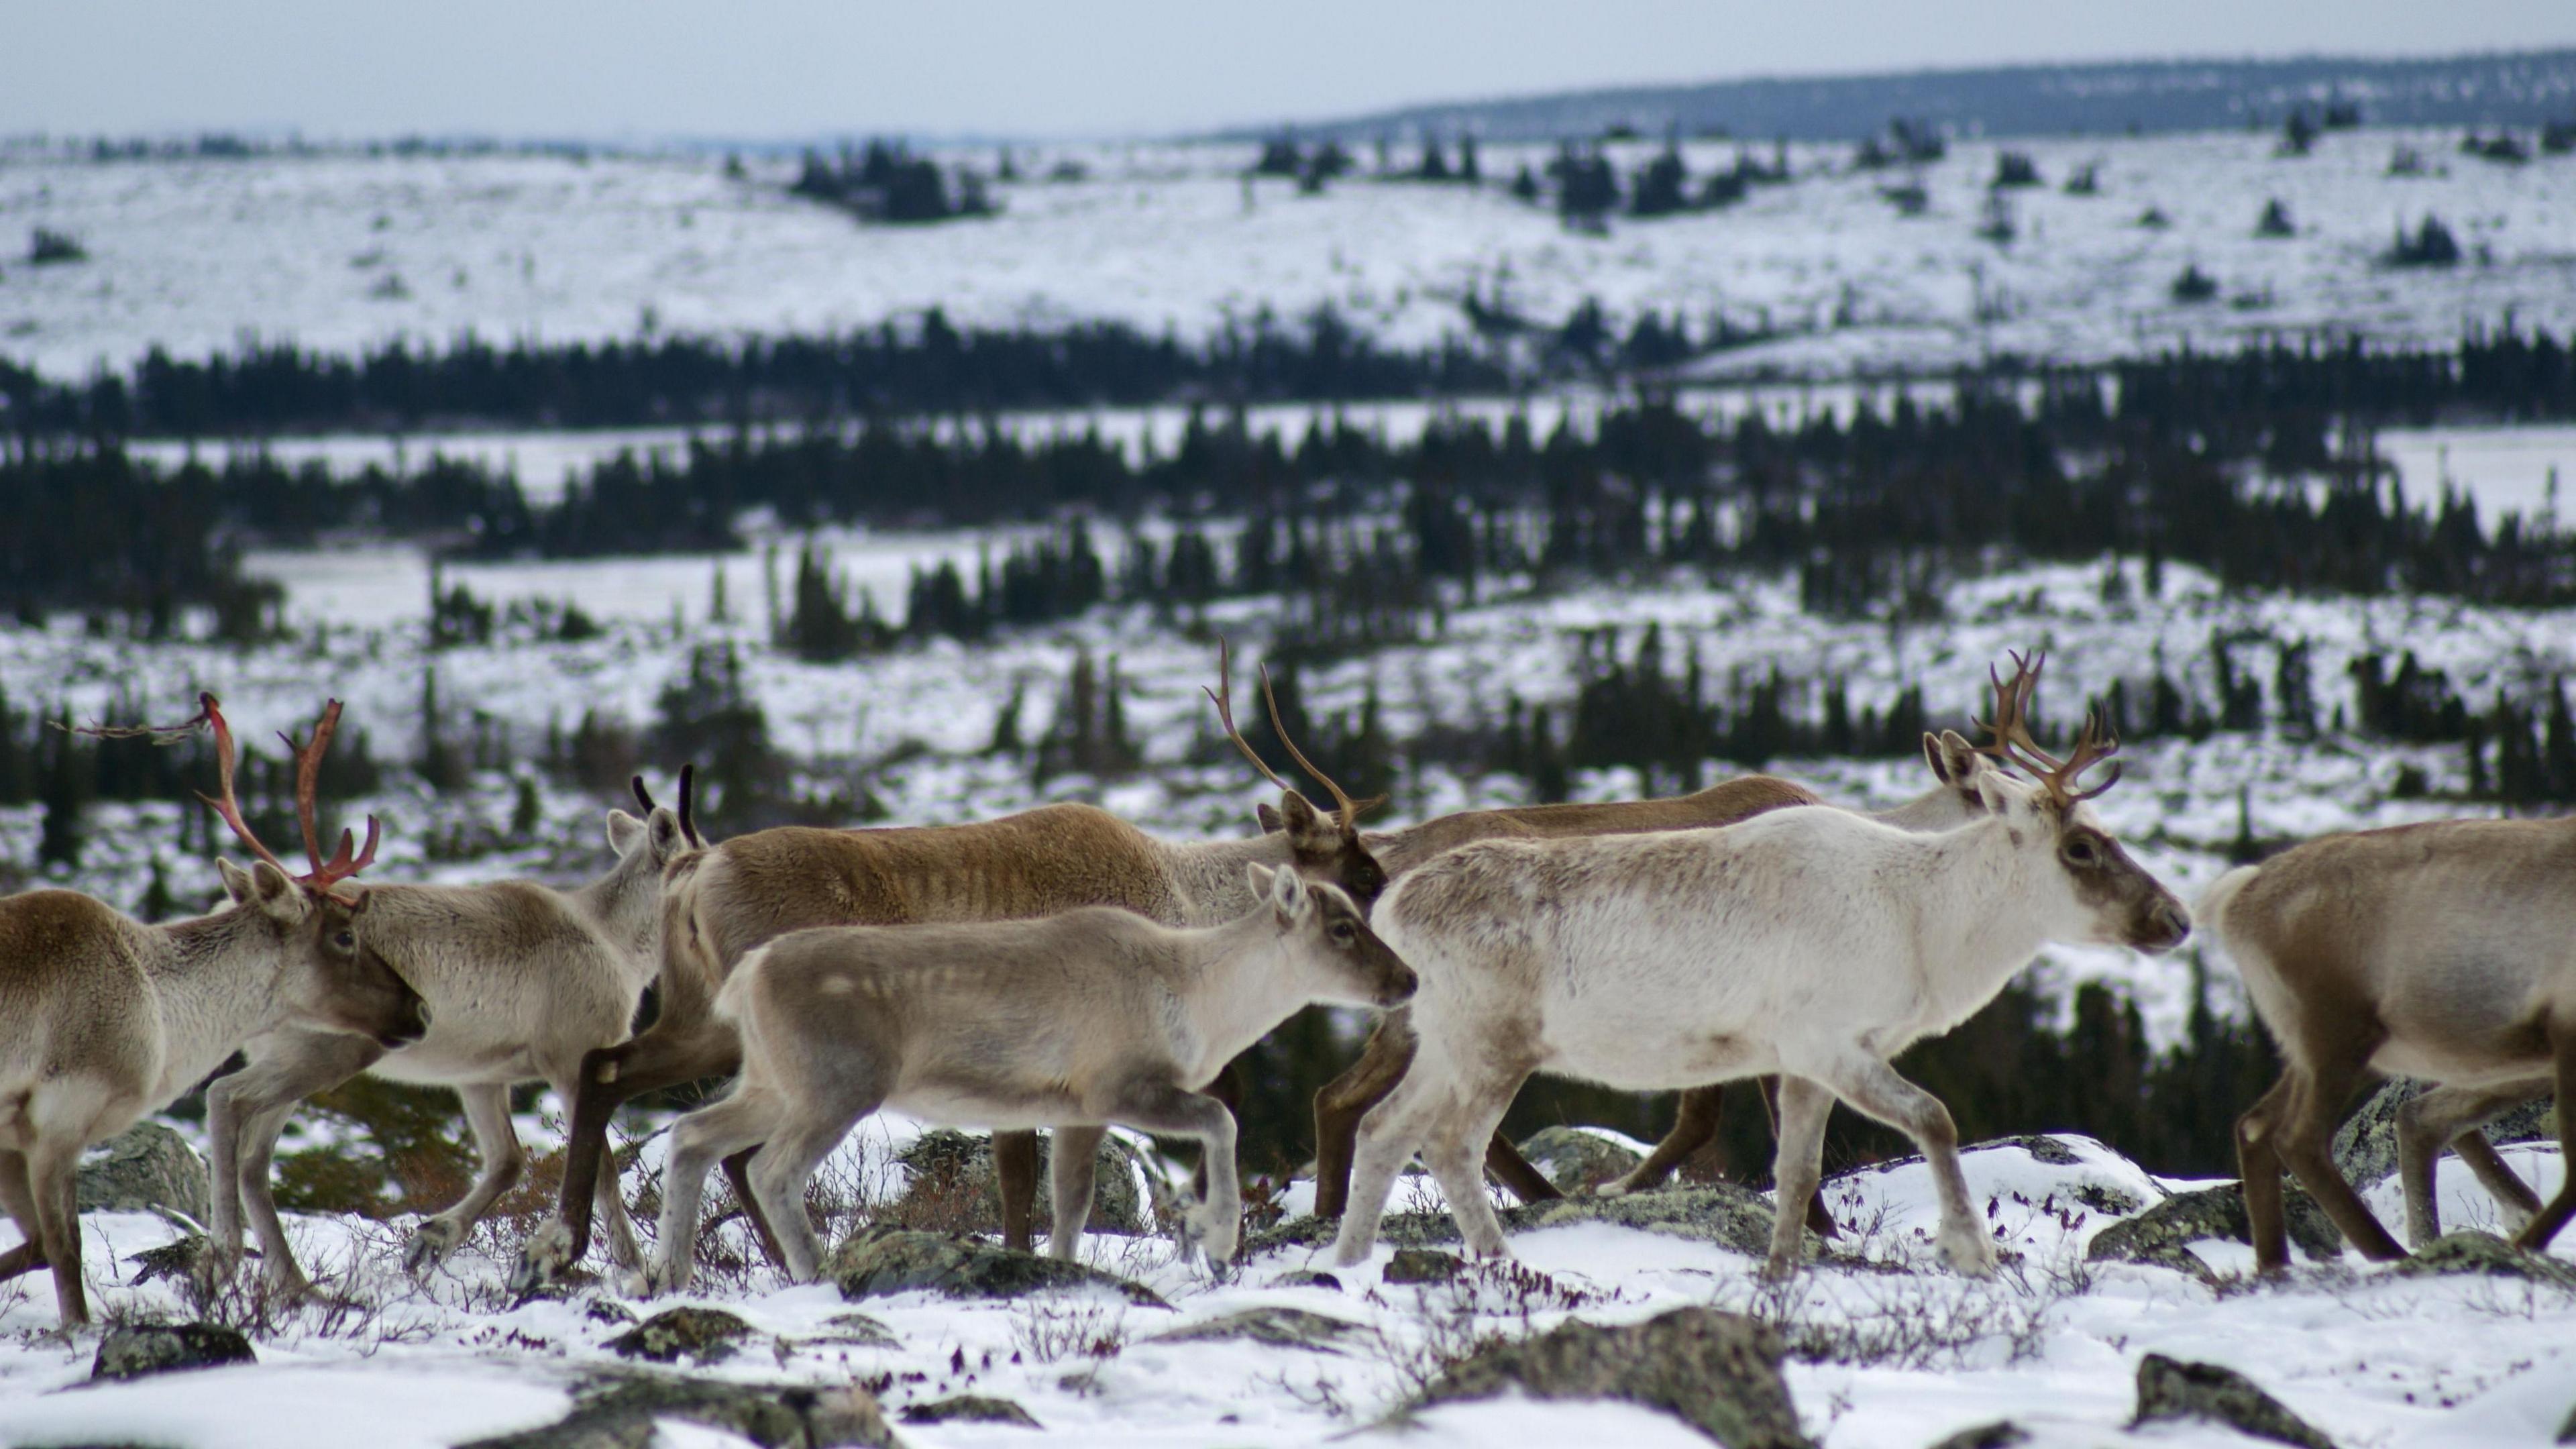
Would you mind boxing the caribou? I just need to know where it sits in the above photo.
[0,696,421,1326]
[203,773,694,1297]
[1327,653,2189,1278]
[2206,818,2576,1271]
[508,644,1393,1292]
[643,864,1413,1291]
[1304,731,2006,1222]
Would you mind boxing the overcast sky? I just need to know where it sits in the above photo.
[5,0,2571,141]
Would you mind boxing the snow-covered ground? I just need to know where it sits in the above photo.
[1,1130,2567,1447]
[7,127,2573,382]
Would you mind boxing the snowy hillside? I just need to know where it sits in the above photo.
[7,127,2575,383]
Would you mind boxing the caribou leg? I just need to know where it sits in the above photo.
[1313,1014,1415,1219]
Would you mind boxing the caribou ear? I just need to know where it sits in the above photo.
[216,858,254,904]
[1273,790,1333,849]
[1933,730,1987,793]
[1974,772,2019,818]
[247,860,309,922]
[1244,862,1277,898]
[646,806,686,859]
[1270,862,1309,924]
[1255,802,1285,835]
[605,809,647,857]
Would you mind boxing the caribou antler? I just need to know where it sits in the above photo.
[1974,650,2123,806]
[1201,639,1383,830]
[184,694,381,902]
[631,766,704,847]
[193,694,297,881]
[282,701,380,894]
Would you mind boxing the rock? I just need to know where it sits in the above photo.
[1152,1306,1371,1353]
[91,1322,256,1381]
[2559,1395,2576,1444]
[1245,1183,1811,1263]
[460,1371,902,1449]
[2392,1231,2576,1288]
[826,1230,1169,1307]
[605,1305,759,1364]
[2334,1081,2557,1190]
[886,1128,1148,1236]
[1925,1424,2027,1449]
[1268,1268,1342,1291]
[586,1299,639,1328]
[120,1234,209,1288]
[2086,1182,2341,1279]
[78,1122,211,1225]
[2131,1354,2334,1449]
[1399,1305,1810,1448]
[810,1311,901,1349]
[898,1395,1043,1428]
[1516,1126,1645,1193]
[1384,1248,1462,1284]
[1975,1134,2082,1167]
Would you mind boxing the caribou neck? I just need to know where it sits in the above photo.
[1165,908,1302,1083]
[1897,818,2059,1024]
[1153,832,1303,929]
[146,906,292,1104]
[1866,784,1968,833]
[572,849,665,957]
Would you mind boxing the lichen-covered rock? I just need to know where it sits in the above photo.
[1267,1268,1342,1291]
[605,1305,759,1364]
[1246,1182,1811,1262]
[1399,1306,1810,1448]
[2334,1081,2557,1189]
[78,1122,210,1225]
[2131,1354,2334,1449]
[1151,1305,1371,1353]
[885,1128,1148,1236]
[1517,1126,1646,1193]
[1925,1424,2027,1449]
[1384,1248,1462,1284]
[826,1229,1169,1307]
[120,1233,209,1288]
[2392,1231,2576,1288]
[91,1322,256,1381]
[460,1371,902,1449]
[2086,1182,2341,1278]
[808,1311,901,1348]
[898,1395,1043,1428]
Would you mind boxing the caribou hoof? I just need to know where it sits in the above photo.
[508,1222,575,1299]
[403,1218,464,1275]
[1937,1230,2001,1279]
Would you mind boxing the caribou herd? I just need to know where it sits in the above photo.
[1,649,2570,1328]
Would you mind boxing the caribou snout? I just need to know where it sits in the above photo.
[2133,896,2192,953]
[378,987,432,1049]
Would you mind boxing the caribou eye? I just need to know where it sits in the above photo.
[333,930,356,949]
[2061,837,2098,867]
[1329,922,1358,945]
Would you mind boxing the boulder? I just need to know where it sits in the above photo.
[826,1230,1168,1307]
[119,1234,209,1288]
[1397,1305,1810,1448]
[605,1305,759,1364]
[898,1396,1043,1428]
[2086,1182,2341,1279]
[2334,1081,2556,1190]
[1383,1248,1462,1285]
[2391,1231,2576,1289]
[2131,1353,2335,1449]
[1516,1126,1646,1193]
[1246,1182,1809,1262]
[808,1311,901,1349]
[1151,1306,1371,1353]
[1924,1424,2026,1449]
[460,1371,902,1449]
[1267,1268,1342,1291]
[78,1122,211,1225]
[885,1128,1148,1237]
[91,1322,255,1381]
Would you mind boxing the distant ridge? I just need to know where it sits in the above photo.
[1227,49,2576,144]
